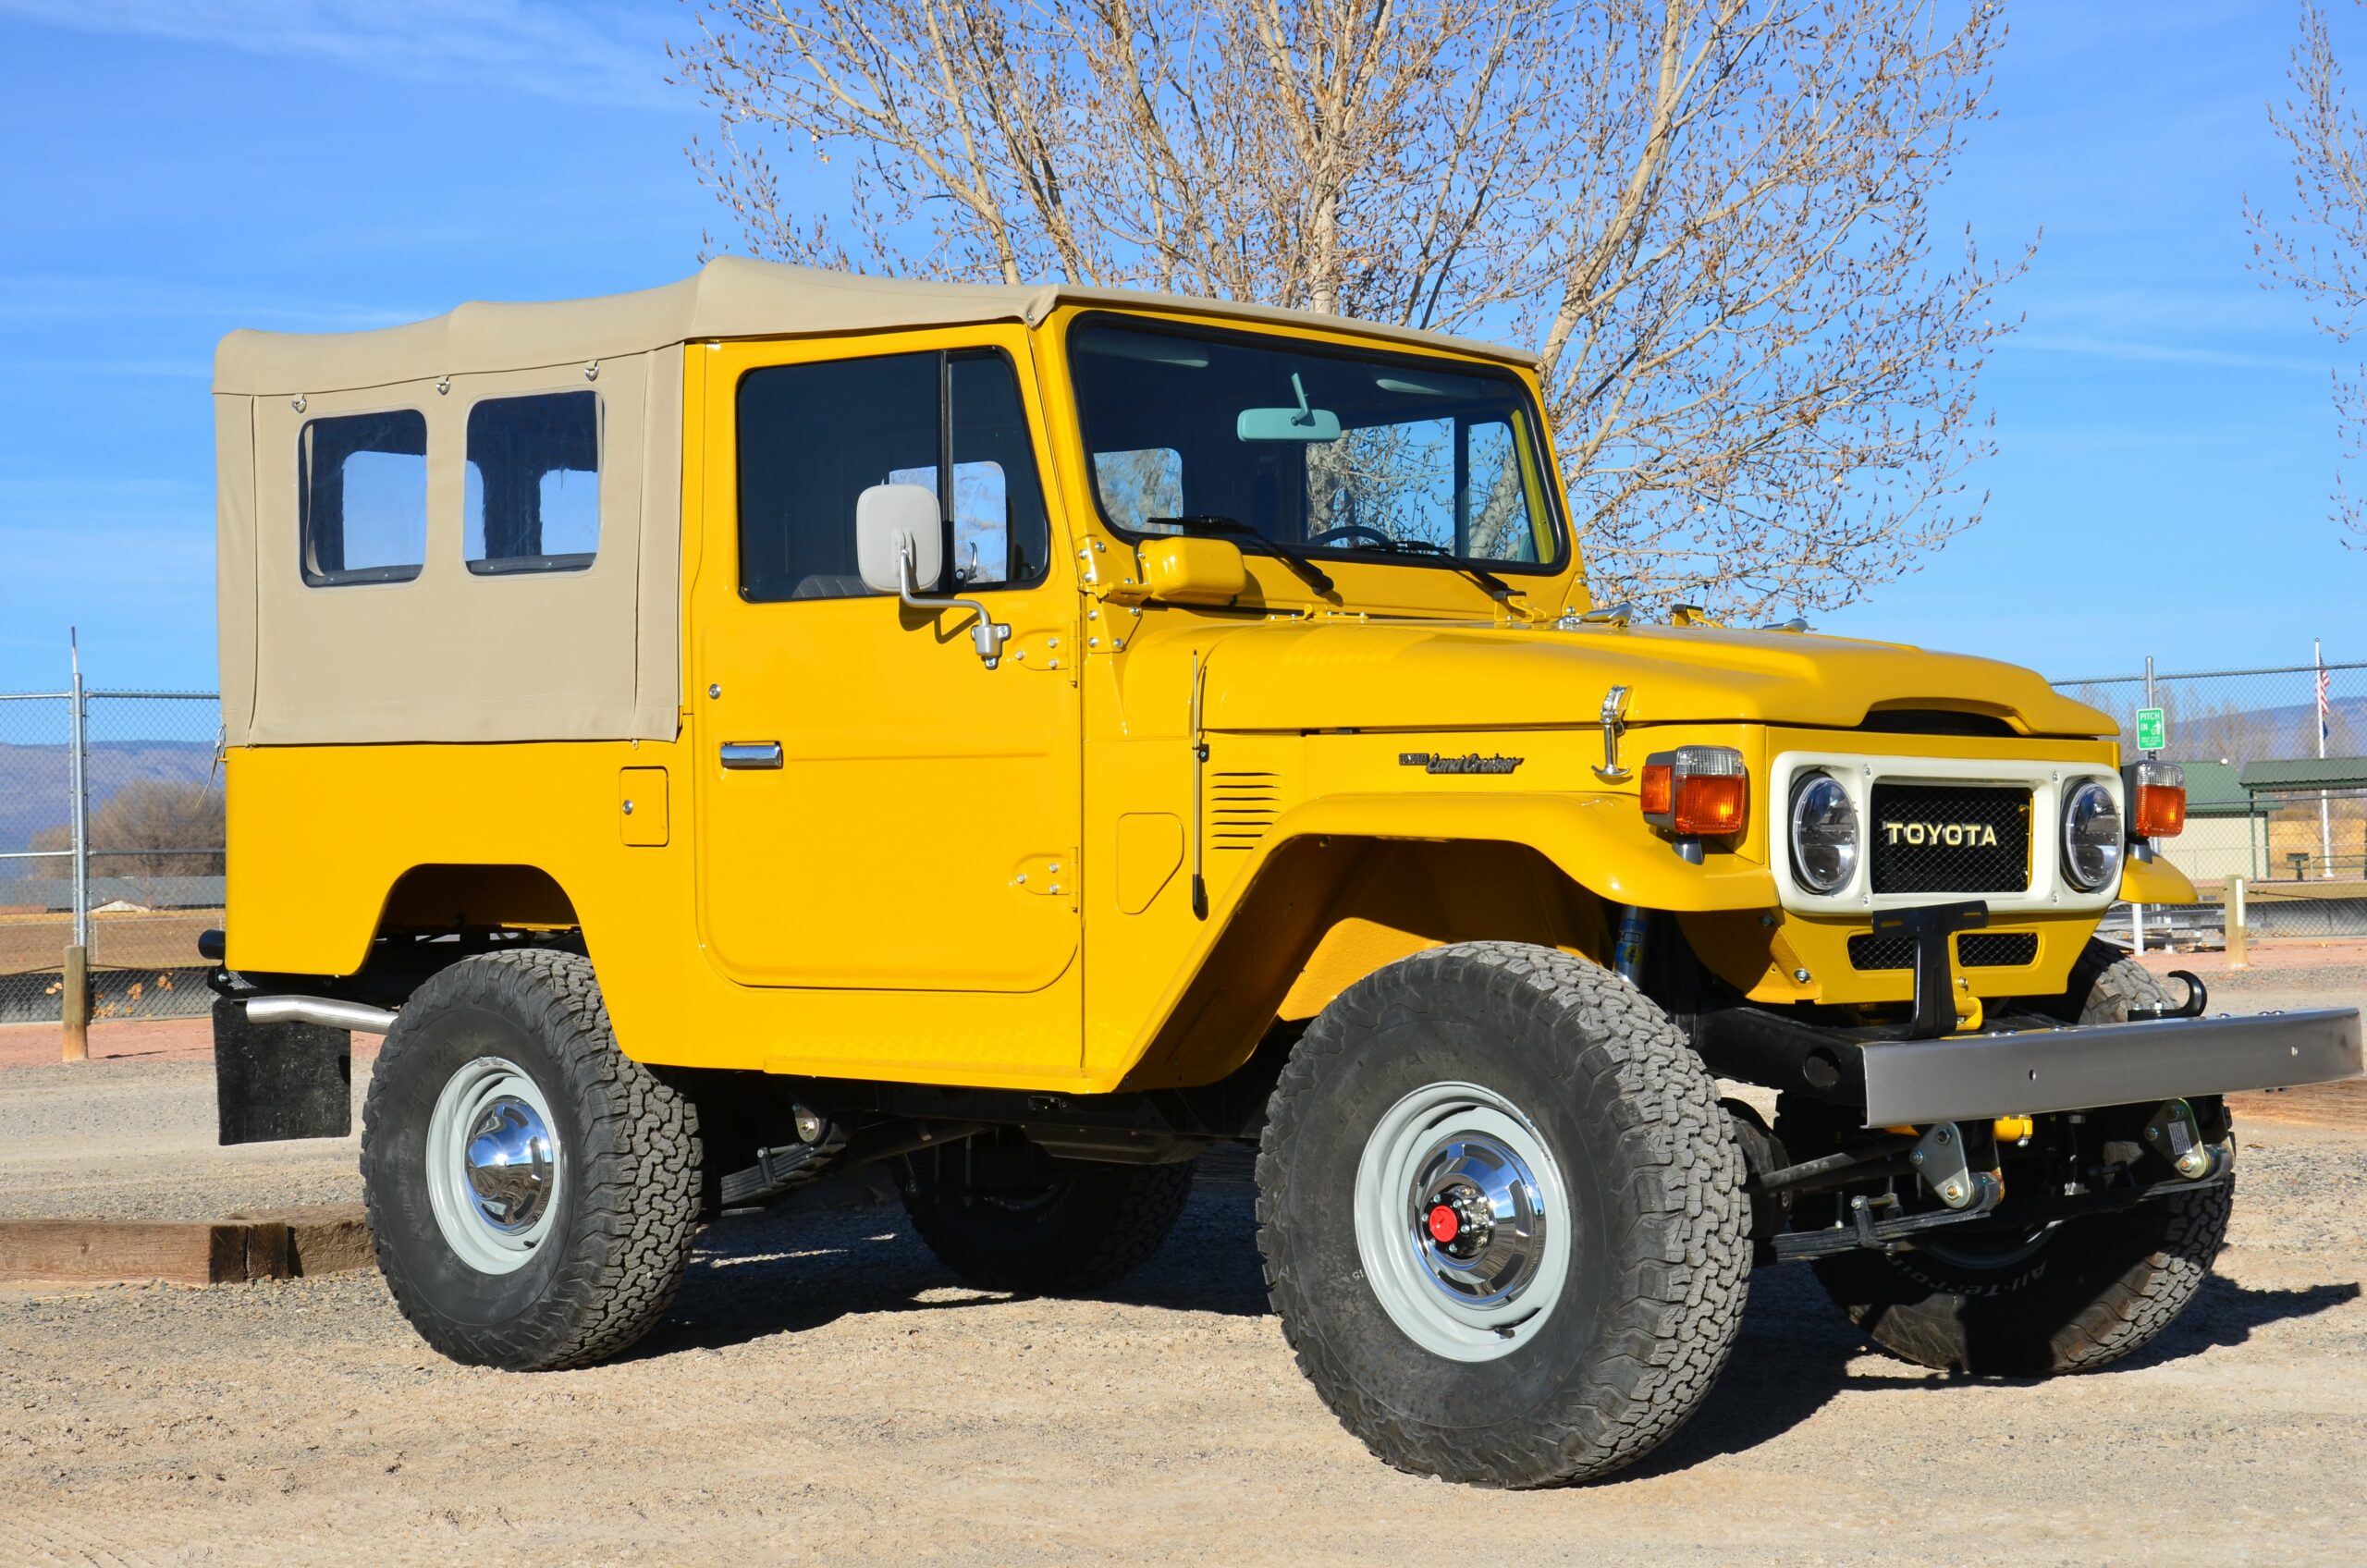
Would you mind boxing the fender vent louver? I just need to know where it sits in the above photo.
[1208,771,1281,852]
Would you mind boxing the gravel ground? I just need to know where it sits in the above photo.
[2,969,2363,1565]
[0,1057,364,1221]
[3,1130,2363,1566]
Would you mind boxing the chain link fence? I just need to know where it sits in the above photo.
[5,643,2355,1024]
[0,671,221,1029]
[2054,654,2367,944]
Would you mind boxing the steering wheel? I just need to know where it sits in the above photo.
[1304,523,1395,550]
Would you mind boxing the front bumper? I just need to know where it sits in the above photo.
[1858,1007,2362,1127]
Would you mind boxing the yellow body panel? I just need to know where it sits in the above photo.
[225,302,2169,1094]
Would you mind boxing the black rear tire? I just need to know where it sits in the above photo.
[362,949,703,1370]
[1257,941,1750,1488]
[898,1129,1196,1293]
[1791,942,2232,1376]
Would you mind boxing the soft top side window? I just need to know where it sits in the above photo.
[465,389,601,575]
[300,410,427,586]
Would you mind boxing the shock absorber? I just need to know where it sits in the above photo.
[1614,906,1650,987]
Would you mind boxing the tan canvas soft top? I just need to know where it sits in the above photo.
[214,256,1538,395]
[216,260,1536,750]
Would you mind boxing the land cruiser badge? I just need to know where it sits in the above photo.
[1400,752,1524,776]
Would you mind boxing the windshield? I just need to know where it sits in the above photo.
[1068,315,1565,576]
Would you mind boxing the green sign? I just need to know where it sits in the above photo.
[2135,706,2165,752]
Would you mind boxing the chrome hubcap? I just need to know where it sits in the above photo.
[426,1057,562,1275]
[1355,1081,1572,1363]
[1411,1137,1551,1309]
[464,1097,555,1232]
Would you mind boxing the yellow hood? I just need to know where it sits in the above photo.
[1197,619,2113,737]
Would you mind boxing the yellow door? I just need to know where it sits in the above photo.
[693,329,1081,1003]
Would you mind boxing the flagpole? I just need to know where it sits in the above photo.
[2318,638,2335,878]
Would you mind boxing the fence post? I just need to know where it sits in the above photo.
[62,632,91,1061]
[2225,876,2248,970]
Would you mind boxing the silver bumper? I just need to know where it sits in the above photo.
[1858,1007,2363,1127]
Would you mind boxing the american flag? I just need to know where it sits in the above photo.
[2322,664,2335,743]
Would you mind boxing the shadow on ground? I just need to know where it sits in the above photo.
[632,1183,1270,1360]
[1631,1269,2359,1476]
[641,1176,2361,1476]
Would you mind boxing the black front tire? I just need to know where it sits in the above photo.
[362,949,704,1370]
[1792,942,2232,1376]
[1257,941,1750,1488]
[898,1129,1196,1293]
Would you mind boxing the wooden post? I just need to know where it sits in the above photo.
[2224,875,2249,971]
[61,943,89,1060]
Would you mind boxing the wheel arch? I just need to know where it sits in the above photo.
[375,862,583,937]
[1118,834,1611,1091]
[225,860,586,983]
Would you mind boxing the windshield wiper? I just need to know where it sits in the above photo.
[1147,516,1335,595]
[1354,536,1518,601]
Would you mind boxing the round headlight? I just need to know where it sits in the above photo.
[1788,771,1859,893]
[2062,778,2124,891]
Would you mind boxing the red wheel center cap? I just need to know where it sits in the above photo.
[1426,1204,1461,1244]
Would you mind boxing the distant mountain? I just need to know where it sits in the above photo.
[0,741,219,854]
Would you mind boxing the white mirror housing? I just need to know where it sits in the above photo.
[855,483,942,594]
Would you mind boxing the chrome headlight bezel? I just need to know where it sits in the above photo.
[2061,778,2125,892]
[1787,769,1860,894]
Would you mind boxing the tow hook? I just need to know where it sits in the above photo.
[1909,1121,2003,1212]
[2143,1097,2227,1182]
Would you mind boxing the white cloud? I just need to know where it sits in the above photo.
[0,0,676,107]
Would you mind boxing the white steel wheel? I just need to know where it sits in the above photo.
[1354,1080,1573,1362]
[423,1054,562,1276]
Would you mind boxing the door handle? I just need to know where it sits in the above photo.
[719,741,783,770]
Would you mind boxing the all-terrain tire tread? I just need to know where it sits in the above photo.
[362,949,703,1370]
[1257,940,1750,1488]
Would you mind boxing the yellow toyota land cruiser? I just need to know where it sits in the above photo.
[206,260,2361,1488]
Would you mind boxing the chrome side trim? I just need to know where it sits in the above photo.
[1858,1007,2363,1127]
[245,996,399,1035]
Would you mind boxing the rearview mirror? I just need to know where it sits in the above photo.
[855,483,942,594]
[1237,372,1341,443]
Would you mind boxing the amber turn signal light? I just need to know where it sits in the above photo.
[2122,760,2186,839]
[1640,746,1749,838]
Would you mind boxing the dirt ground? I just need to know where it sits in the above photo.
[1,961,2362,1565]
[0,909,219,976]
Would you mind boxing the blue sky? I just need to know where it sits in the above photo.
[0,0,2359,694]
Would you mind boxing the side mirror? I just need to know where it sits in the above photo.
[1141,535,1249,605]
[855,483,942,594]
[853,480,1011,669]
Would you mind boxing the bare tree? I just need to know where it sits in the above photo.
[673,0,2028,618]
[30,781,225,881]
[2250,0,2367,546]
